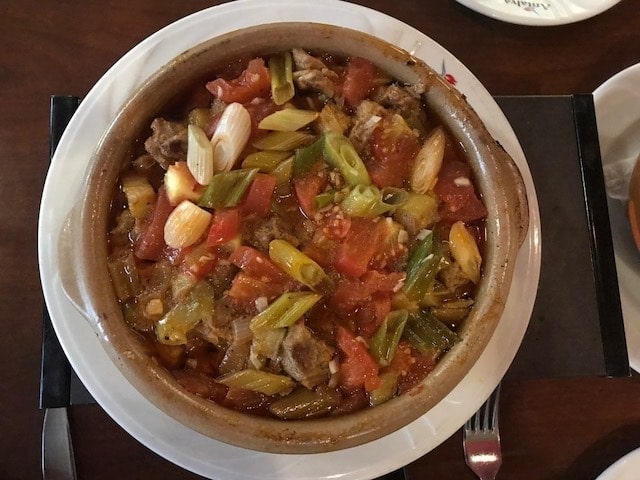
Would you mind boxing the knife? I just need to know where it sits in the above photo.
[42,408,77,480]
[40,95,81,480]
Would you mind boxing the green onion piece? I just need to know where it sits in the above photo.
[156,282,215,345]
[217,369,295,396]
[271,156,294,185]
[323,132,371,186]
[370,310,408,367]
[198,168,258,208]
[369,371,399,406]
[314,190,339,210]
[269,386,341,419]
[249,291,322,332]
[294,137,324,177]
[393,191,439,235]
[268,51,295,106]
[252,131,314,151]
[340,184,392,218]
[242,151,291,172]
[403,230,442,301]
[402,311,460,354]
[258,109,319,132]
[268,239,333,291]
[381,187,409,209]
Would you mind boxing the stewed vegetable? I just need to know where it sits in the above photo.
[107,48,487,419]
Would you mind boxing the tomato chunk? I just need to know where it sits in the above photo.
[134,187,174,261]
[342,57,378,109]
[434,160,487,222]
[333,218,385,278]
[369,115,420,188]
[206,58,271,104]
[241,173,276,218]
[293,167,327,217]
[228,245,289,284]
[206,208,240,247]
[336,325,380,392]
[227,272,288,308]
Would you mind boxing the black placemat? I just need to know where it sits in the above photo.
[497,95,628,379]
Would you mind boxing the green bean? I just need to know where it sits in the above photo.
[198,168,258,208]
[249,291,322,332]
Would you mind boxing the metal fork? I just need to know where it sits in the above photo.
[463,384,502,480]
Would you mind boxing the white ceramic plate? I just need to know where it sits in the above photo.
[456,0,620,26]
[38,1,541,478]
[594,63,640,373]
[597,448,640,480]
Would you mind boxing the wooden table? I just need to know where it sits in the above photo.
[4,1,640,478]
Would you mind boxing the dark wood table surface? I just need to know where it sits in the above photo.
[4,1,640,479]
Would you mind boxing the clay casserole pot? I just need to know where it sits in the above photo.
[59,23,529,454]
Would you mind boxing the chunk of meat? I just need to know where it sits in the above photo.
[144,118,188,169]
[347,99,386,155]
[243,215,303,251]
[280,323,335,389]
[293,69,339,98]
[291,48,328,70]
[373,84,422,119]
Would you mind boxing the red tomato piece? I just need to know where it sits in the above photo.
[228,245,289,284]
[134,187,174,261]
[293,168,327,217]
[206,208,240,247]
[315,209,351,241]
[181,242,218,279]
[329,270,404,313]
[433,160,487,222]
[333,218,385,278]
[342,57,378,109]
[336,325,380,392]
[244,98,279,140]
[355,293,392,337]
[205,58,271,104]
[227,272,288,309]
[241,173,277,218]
[369,116,421,188]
